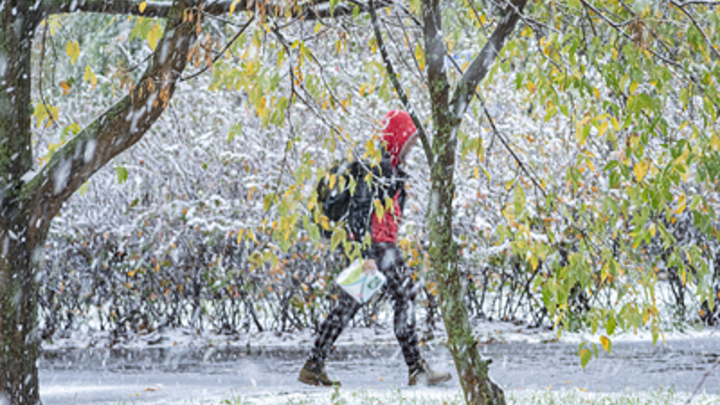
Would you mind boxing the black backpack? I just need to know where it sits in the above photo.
[315,160,360,238]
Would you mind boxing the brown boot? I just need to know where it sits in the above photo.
[408,359,452,386]
[298,360,341,387]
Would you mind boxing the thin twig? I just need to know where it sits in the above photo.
[39,22,61,131]
[446,55,547,198]
[181,15,255,82]
[671,0,720,60]
[368,0,433,164]
[686,356,720,404]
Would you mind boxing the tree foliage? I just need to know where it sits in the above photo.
[4,0,720,404]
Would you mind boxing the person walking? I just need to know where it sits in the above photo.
[298,110,452,387]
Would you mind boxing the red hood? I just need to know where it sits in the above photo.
[381,110,417,168]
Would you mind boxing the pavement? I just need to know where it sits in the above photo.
[39,335,720,404]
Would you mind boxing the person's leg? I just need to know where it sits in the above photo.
[300,290,361,386]
[371,243,421,368]
[372,242,452,386]
[309,292,361,364]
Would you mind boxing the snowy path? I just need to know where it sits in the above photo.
[40,335,720,404]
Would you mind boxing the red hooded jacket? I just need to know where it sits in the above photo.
[370,110,417,243]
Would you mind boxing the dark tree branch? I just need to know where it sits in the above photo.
[671,0,720,60]
[368,0,433,164]
[686,356,720,404]
[676,0,720,5]
[448,0,527,122]
[38,23,61,131]
[446,55,547,198]
[42,0,391,21]
[42,0,174,17]
[181,14,255,81]
[26,0,201,237]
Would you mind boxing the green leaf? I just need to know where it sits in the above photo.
[607,314,616,335]
[330,228,346,251]
[579,346,592,369]
[116,166,128,184]
[78,181,89,196]
[228,123,242,143]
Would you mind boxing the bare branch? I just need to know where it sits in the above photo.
[446,55,547,199]
[26,0,201,236]
[676,0,720,5]
[181,14,255,82]
[368,0,433,164]
[43,0,389,21]
[686,356,720,404]
[671,0,720,60]
[38,23,61,131]
[43,0,174,17]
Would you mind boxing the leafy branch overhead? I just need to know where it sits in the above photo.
[42,0,392,21]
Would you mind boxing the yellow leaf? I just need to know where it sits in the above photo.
[147,23,163,51]
[139,1,147,13]
[711,134,720,151]
[84,65,98,88]
[373,199,385,222]
[66,40,79,65]
[598,120,609,137]
[474,166,479,180]
[229,0,241,15]
[530,254,539,271]
[633,160,649,182]
[575,116,591,145]
[676,193,686,215]
[483,166,492,182]
[47,15,61,36]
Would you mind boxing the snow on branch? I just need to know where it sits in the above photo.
[449,0,527,121]
[25,1,199,236]
[368,0,433,165]
[43,0,391,21]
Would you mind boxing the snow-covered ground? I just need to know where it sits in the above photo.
[39,322,720,405]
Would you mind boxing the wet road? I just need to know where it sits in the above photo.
[39,335,720,404]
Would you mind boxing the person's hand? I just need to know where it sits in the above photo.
[362,259,378,275]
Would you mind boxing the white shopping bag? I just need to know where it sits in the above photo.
[336,259,386,304]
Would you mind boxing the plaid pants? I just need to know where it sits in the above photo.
[309,242,421,368]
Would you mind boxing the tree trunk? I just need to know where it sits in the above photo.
[0,1,43,403]
[419,0,526,403]
[0,235,43,405]
[427,121,505,405]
